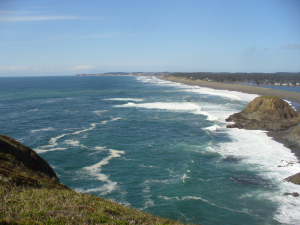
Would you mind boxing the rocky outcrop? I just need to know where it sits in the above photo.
[225,96,300,185]
[285,172,300,185]
[0,134,58,180]
[275,126,300,148]
[226,96,300,131]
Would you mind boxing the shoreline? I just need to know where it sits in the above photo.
[159,75,300,159]
[159,75,300,113]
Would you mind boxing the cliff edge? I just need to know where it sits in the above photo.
[0,134,188,224]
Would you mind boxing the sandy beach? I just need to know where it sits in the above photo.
[160,75,300,113]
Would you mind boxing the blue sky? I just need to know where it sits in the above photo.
[0,0,299,76]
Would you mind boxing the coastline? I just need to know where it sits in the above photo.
[159,75,300,159]
[160,75,300,113]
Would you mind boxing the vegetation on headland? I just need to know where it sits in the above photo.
[168,72,300,85]
[0,136,191,225]
[260,95,281,99]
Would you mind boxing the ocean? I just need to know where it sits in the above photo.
[1,76,300,225]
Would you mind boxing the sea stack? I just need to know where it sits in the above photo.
[225,96,300,131]
[226,96,300,185]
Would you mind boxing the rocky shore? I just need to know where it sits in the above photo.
[225,96,300,185]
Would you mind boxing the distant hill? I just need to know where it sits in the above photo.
[76,72,170,76]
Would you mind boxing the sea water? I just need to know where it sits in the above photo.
[1,76,300,225]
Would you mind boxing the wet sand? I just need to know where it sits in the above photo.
[159,75,300,159]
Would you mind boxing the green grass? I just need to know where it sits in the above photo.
[260,95,281,99]
[0,146,192,225]
[0,185,189,225]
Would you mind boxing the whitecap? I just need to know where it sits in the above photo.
[93,110,107,116]
[28,109,38,112]
[104,98,145,102]
[34,147,67,154]
[136,76,258,102]
[204,125,221,132]
[64,140,86,148]
[115,102,200,111]
[83,148,125,194]
[31,127,54,133]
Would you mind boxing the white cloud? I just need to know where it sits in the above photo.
[0,11,80,22]
[0,66,33,72]
[283,44,300,49]
[71,65,95,70]
[0,15,79,22]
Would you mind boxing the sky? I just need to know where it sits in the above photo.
[0,0,299,76]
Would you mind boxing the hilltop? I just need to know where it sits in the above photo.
[0,134,190,225]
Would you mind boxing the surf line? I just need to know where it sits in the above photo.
[35,118,122,153]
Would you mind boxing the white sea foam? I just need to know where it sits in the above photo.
[115,102,200,111]
[36,119,121,153]
[136,76,258,102]
[204,124,221,131]
[64,140,86,148]
[139,164,157,168]
[94,146,107,151]
[77,182,118,195]
[28,109,38,112]
[72,123,97,135]
[83,148,125,194]
[212,128,300,224]
[115,102,218,121]
[93,110,107,116]
[137,76,300,223]
[181,174,190,182]
[284,99,297,111]
[110,117,122,121]
[34,147,67,154]
[104,98,145,102]
[31,127,54,133]
[140,181,155,210]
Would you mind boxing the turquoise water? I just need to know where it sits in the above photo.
[1,76,300,225]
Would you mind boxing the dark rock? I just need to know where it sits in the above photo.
[283,192,299,197]
[0,134,58,180]
[285,172,300,185]
[276,126,300,148]
[223,156,242,163]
